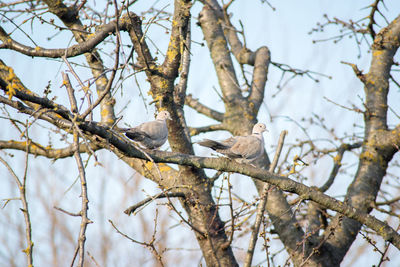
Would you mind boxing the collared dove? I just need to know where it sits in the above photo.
[121,111,172,149]
[198,123,267,163]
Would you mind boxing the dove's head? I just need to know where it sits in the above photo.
[156,111,172,121]
[252,123,267,134]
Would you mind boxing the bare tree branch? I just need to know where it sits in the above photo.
[0,145,34,267]
[109,218,165,267]
[319,142,362,192]
[185,94,224,122]
[0,22,118,58]
[124,192,186,215]
[324,14,400,264]
[188,124,226,136]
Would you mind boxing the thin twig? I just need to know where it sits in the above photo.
[66,79,93,267]
[221,174,235,249]
[0,150,34,267]
[341,61,366,83]
[377,223,400,267]
[62,72,78,113]
[70,246,79,267]
[164,192,206,237]
[366,0,380,39]
[62,56,93,121]
[319,142,362,192]
[21,127,33,267]
[261,218,271,267]
[61,71,99,163]
[208,170,224,185]
[376,196,400,206]
[124,192,186,215]
[323,96,363,113]
[87,251,101,267]
[54,206,81,217]
[109,218,165,267]
[0,135,34,266]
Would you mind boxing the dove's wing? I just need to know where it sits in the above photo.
[125,129,150,142]
[137,120,168,141]
[229,135,263,160]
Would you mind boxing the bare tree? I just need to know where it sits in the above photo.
[0,0,400,266]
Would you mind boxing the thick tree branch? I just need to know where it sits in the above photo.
[161,0,191,78]
[0,22,118,58]
[379,122,400,152]
[125,12,157,76]
[0,59,44,110]
[0,95,72,130]
[0,69,73,121]
[222,2,272,115]
[199,4,242,103]
[174,16,191,109]
[185,94,224,122]
[0,140,97,159]
[174,16,192,142]
[324,14,400,264]
[248,47,270,112]
[188,124,226,136]
[222,2,256,65]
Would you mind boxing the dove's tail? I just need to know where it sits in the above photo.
[197,139,230,150]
